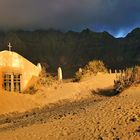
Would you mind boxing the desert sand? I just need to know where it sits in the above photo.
[0,73,116,114]
[0,73,139,139]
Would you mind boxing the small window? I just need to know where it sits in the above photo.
[13,74,21,92]
[3,73,12,92]
[3,73,22,92]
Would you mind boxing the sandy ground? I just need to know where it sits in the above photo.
[0,73,116,114]
[0,73,140,139]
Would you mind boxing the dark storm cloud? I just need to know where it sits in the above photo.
[0,0,140,36]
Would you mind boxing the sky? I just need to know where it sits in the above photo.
[0,0,140,37]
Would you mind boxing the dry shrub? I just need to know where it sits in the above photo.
[84,60,107,74]
[74,71,83,82]
[24,85,38,95]
[74,60,107,82]
[37,67,55,86]
[24,67,55,94]
[114,66,140,94]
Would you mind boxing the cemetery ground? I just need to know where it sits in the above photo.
[0,73,139,139]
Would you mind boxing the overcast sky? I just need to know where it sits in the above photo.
[0,0,140,37]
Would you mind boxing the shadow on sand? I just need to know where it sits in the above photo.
[92,87,118,97]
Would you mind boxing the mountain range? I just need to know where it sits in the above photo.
[0,28,140,77]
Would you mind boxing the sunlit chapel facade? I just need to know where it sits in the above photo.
[0,43,41,93]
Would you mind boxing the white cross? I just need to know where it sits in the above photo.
[8,42,12,51]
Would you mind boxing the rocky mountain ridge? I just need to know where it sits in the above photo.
[0,28,140,77]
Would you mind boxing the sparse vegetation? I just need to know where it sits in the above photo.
[24,67,56,94]
[37,67,55,86]
[114,66,140,94]
[25,85,38,95]
[74,70,83,82]
[74,60,107,82]
[84,60,108,74]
